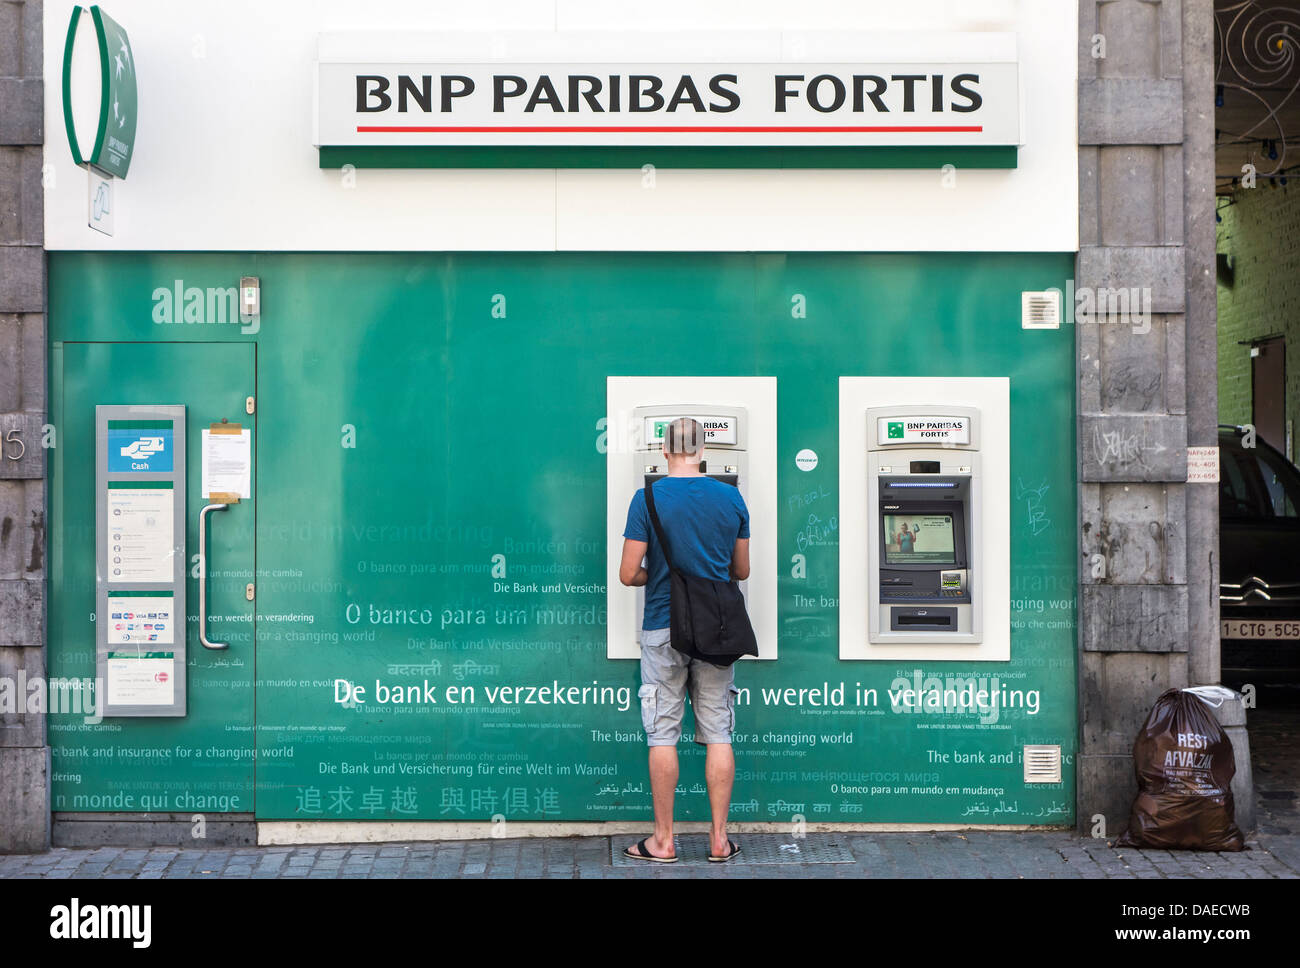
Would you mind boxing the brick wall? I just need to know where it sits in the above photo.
[1216,183,1300,456]
[0,0,48,853]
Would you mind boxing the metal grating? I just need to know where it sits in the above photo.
[1021,290,1061,329]
[1023,744,1063,784]
[612,832,855,867]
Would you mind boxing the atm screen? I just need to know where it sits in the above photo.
[882,513,956,564]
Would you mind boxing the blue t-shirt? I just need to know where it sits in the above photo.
[623,476,750,631]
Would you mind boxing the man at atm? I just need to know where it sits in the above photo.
[617,417,750,863]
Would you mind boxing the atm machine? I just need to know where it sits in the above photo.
[866,405,983,645]
[629,404,749,644]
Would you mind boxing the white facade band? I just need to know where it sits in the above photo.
[41,2,1077,254]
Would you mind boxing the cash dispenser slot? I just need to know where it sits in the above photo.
[891,607,957,630]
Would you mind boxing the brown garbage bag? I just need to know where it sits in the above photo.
[1115,687,1245,851]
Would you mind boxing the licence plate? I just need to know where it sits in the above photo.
[1221,620,1300,640]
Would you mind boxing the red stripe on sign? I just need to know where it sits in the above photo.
[355,125,985,133]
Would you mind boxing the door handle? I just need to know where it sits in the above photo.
[198,502,230,651]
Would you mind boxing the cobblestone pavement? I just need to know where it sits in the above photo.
[1240,691,1300,873]
[1,831,1297,878]
[1250,706,1299,838]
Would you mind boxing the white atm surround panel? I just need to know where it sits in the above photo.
[839,378,1010,662]
[606,377,777,660]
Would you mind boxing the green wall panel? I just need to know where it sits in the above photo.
[49,341,256,811]
[48,251,1077,825]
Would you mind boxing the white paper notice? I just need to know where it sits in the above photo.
[106,651,176,706]
[1187,446,1220,483]
[106,593,175,645]
[106,484,175,583]
[202,429,251,498]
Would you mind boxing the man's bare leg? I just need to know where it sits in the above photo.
[642,745,679,858]
[705,743,735,856]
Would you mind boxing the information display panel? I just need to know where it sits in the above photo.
[95,406,187,717]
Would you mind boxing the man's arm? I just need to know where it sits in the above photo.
[730,537,750,581]
[619,538,649,586]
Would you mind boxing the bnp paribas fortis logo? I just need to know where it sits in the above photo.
[887,421,905,439]
[654,421,669,440]
[62,5,137,179]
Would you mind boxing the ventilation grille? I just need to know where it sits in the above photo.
[1023,745,1062,783]
[1021,291,1061,329]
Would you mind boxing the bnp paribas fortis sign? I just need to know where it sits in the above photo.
[62,4,138,179]
[313,31,1021,168]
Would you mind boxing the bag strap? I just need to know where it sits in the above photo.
[642,478,677,572]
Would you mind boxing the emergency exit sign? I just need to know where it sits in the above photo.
[879,416,971,444]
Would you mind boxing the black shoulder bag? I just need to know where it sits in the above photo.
[643,479,759,667]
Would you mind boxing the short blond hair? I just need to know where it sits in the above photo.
[663,417,705,458]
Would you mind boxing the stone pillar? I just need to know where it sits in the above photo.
[1075,0,1248,835]
[0,0,48,854]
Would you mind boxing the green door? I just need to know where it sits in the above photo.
[49,342,257,814]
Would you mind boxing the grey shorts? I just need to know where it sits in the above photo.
[637,627,739,747]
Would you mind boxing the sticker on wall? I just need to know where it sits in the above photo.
[1187,446,1219,483]
[795,448,819,472]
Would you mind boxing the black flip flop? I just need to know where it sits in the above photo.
[624,837,677,863]
[708,839,741,862]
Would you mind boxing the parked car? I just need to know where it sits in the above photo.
[1219,425,1300,685]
